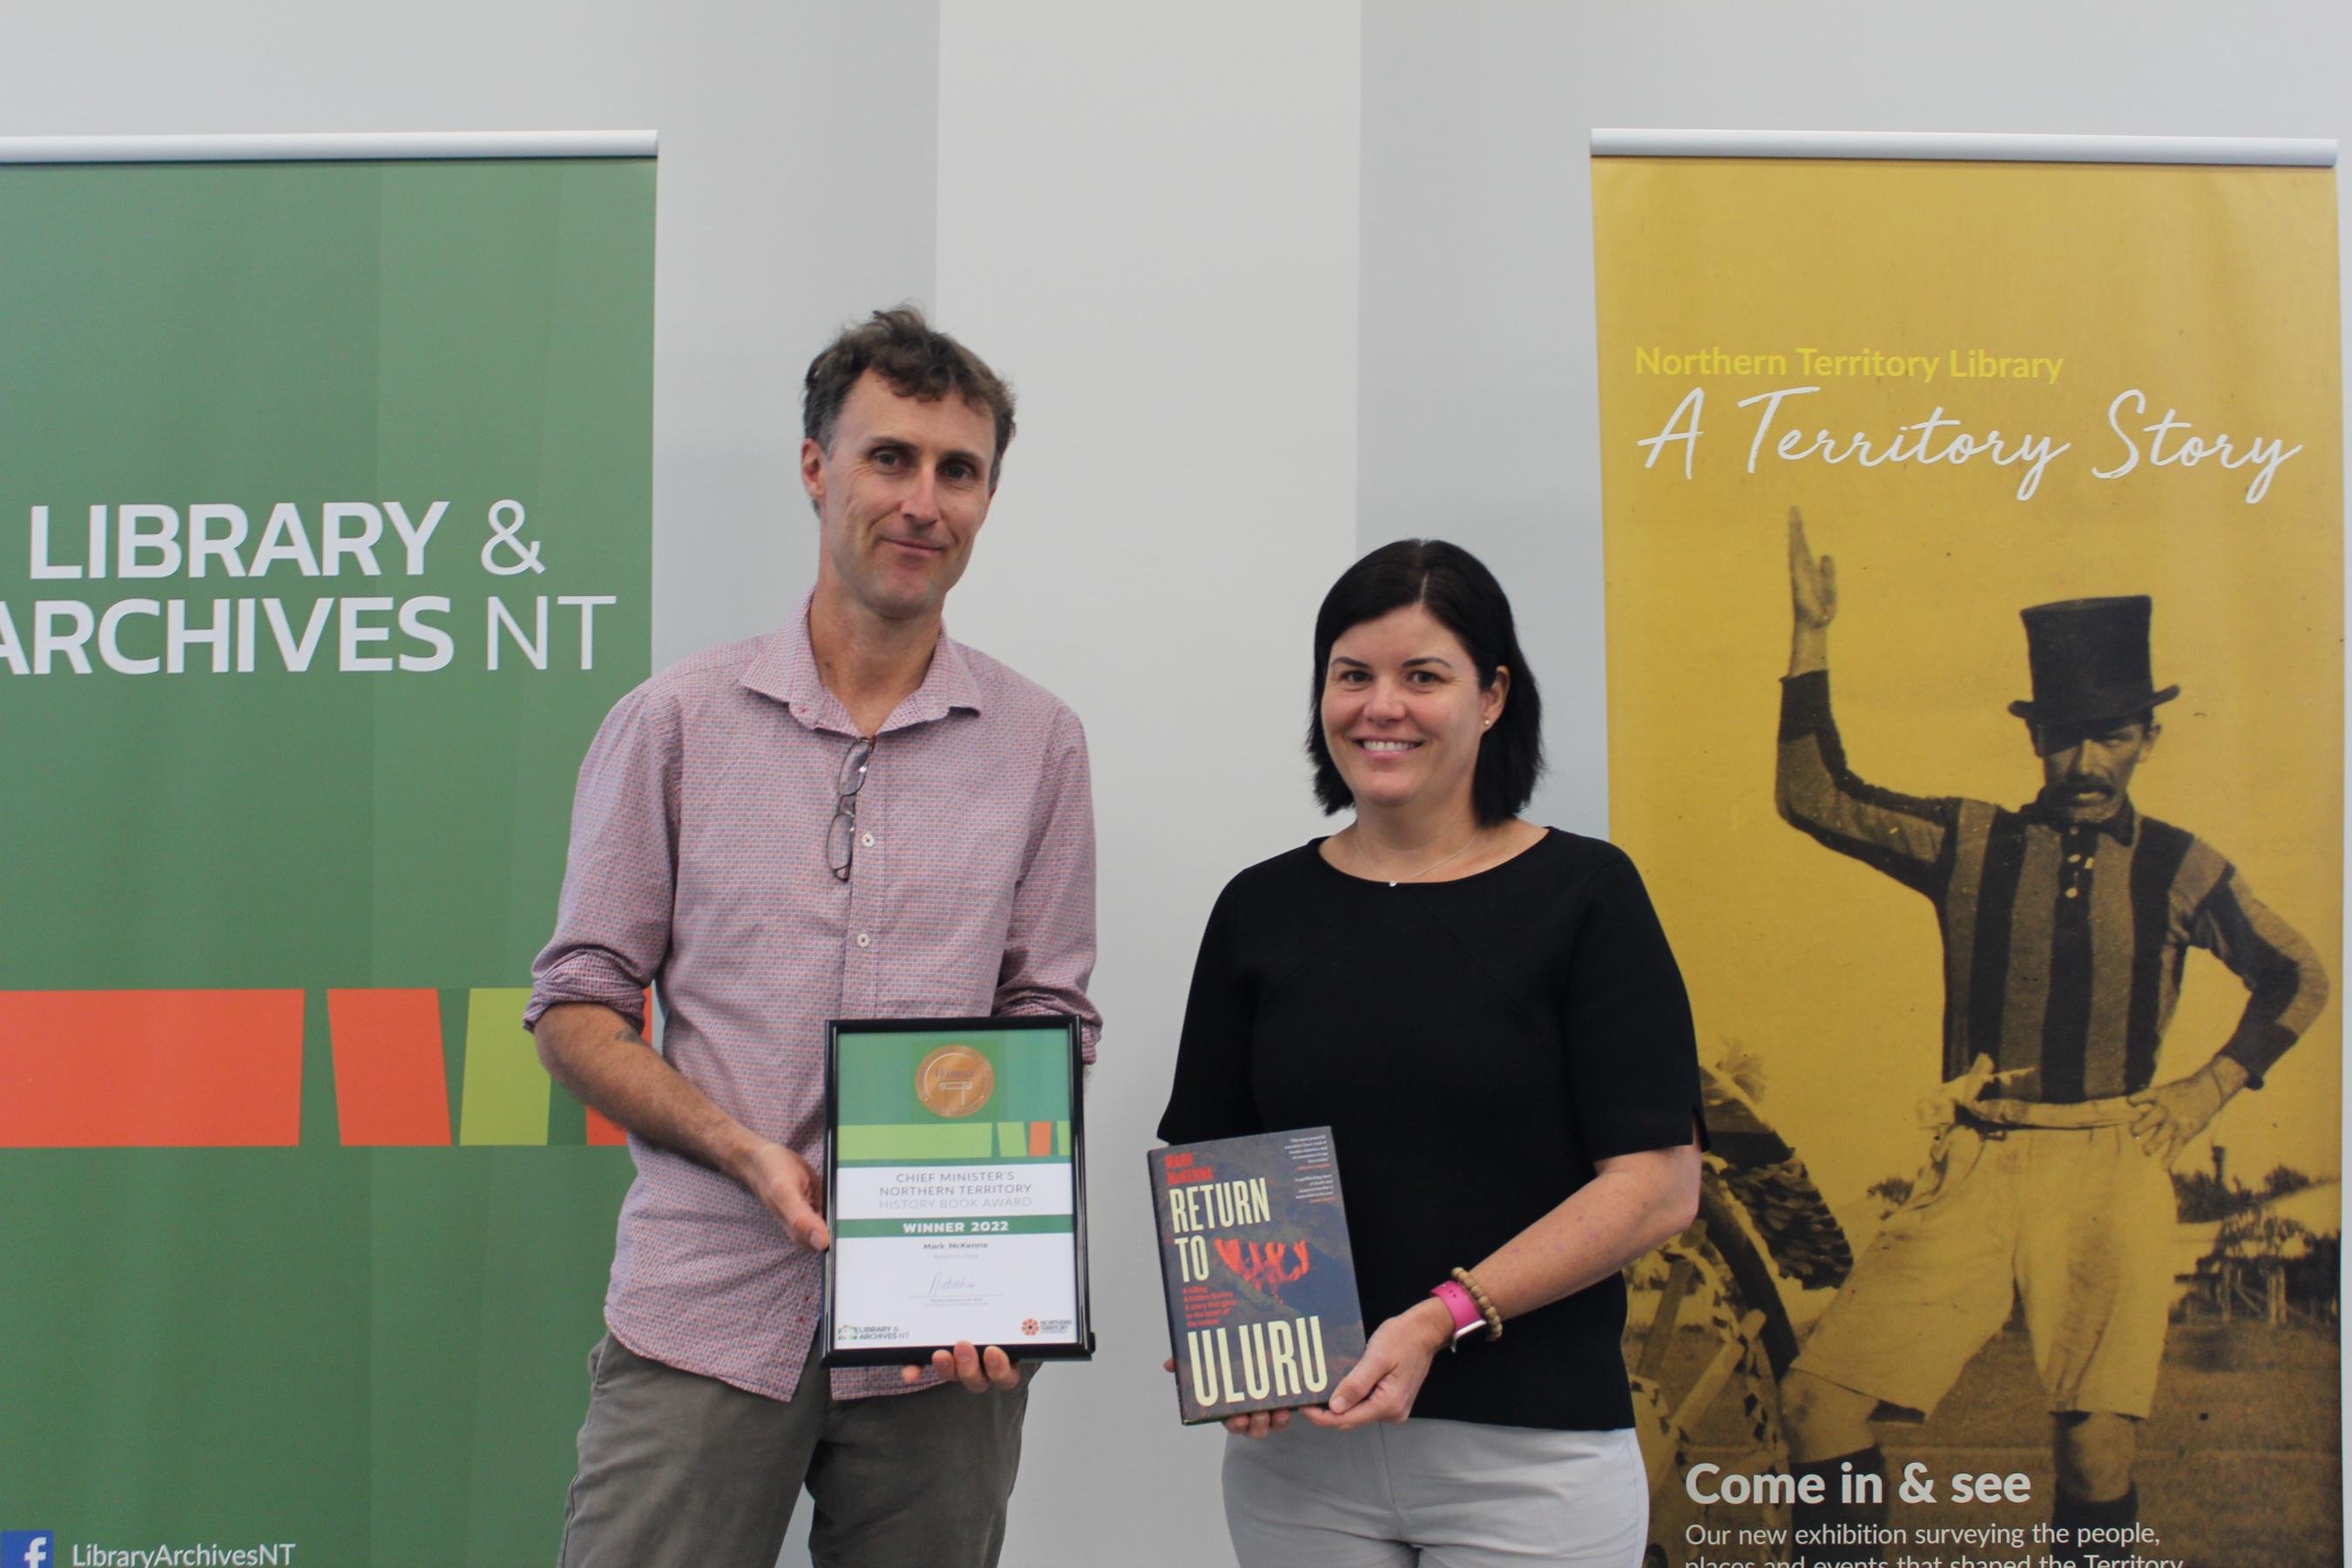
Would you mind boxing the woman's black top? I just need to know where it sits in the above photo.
[1155,828,1704,1431]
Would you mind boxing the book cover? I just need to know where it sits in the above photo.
[1147,1126,1367,1425]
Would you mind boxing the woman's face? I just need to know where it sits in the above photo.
[1321,604,1505,821]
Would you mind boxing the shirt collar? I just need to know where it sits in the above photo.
[2019,793,2139,845]
[739,589,983,733]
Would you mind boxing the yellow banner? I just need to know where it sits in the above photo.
[1595,154,2340,1568]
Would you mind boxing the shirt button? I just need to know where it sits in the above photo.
[855,932,872,948]
[2064,887,2080,899]
[2067,854,2082,864]
[861,832,875,848]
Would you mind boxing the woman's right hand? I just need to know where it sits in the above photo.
[1224,1406,1293,1440]
[1163,1356,1295,1439]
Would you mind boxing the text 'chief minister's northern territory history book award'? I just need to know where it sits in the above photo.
[1148,1128,1366,1424]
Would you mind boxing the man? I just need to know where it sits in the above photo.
[1774,510,2325,1561]
[528,307,1099,1568]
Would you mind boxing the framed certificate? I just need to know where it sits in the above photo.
[821,1016,1094,1367]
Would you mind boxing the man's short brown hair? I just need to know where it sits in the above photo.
[802,306,1016,484]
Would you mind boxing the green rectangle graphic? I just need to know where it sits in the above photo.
[837,1123,996,1162]
[459,987,549,1146]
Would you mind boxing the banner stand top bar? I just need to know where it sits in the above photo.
[0,131,658,165]
[1591,129,2336,168]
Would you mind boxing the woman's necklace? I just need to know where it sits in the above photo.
[1343,824,1484,887]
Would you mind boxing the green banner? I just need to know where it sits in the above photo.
[0,152,654,1565]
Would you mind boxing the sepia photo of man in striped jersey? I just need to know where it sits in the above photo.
[1769,510,2328,1565]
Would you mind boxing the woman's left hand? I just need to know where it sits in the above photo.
[1301,1299,1454,1430]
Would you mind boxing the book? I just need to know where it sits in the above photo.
[1147,1127,1367,1425]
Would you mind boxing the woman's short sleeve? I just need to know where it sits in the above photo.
[1156,878,1265,1145]
[1561,849,1707,1161]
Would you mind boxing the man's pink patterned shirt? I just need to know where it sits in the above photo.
[526,600,1099,1402]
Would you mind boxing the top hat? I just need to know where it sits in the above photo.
[2007,596,2179,727]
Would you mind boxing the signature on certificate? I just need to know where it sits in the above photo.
[924,1271,992,1305]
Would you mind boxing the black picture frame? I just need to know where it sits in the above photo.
[821,1015,1095,1368]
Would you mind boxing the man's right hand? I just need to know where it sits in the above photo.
[1788,507,1835,676]
[535,1004,835,1253]
[740,1139,832,1252]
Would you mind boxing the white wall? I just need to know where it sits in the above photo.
[923,5,1360,1561]
[9,3,2350,1563]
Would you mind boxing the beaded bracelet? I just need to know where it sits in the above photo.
[1450,1266,1504,1342]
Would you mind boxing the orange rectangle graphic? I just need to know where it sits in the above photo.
[0,990,304,1147]
[585,988,652,1146]
[1028,1120,1052,1158]
[328,989,452,1146]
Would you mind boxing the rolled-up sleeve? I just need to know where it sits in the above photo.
[524,681,681,1034]
[993,703,1102,1060]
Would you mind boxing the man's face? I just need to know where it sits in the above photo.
[2031,718,2159,823]
[802,370,997,624]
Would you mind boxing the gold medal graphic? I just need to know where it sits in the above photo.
[915,1044,995,1119]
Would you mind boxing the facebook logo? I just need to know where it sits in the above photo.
[0,1533,52,1568]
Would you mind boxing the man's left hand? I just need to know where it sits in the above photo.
[902,1341,1021,1392]
[2126,1058,2250,1166]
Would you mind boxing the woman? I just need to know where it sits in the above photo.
[1158,539,1705,1567]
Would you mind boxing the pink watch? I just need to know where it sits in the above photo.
[1430,1281,1484,1341]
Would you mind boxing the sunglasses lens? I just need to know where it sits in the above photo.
[827,808,855,877]
[838,741,872,795]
